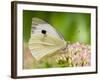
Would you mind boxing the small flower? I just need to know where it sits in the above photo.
[55,42,91,67]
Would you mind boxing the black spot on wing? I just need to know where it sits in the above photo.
[41,30,46,34]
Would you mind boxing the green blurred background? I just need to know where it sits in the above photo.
[23,10,91,44]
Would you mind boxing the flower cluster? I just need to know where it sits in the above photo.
[56,42,91,67]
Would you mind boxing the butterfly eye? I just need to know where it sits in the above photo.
[41,30,46,34]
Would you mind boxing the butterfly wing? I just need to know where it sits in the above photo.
[29,18,66,61]
[31,17,64,40]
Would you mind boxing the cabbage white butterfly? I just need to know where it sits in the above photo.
[29,18,67,61]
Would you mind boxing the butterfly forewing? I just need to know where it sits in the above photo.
[29,18,66,61]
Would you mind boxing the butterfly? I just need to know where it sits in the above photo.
[29,18,67,61]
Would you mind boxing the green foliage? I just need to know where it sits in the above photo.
[44,62,52,68]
